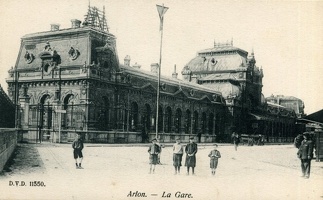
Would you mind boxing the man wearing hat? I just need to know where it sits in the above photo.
[173,137,184,175]
[185,136,198,175]
[148,138,161,174]
[297,132,314,178]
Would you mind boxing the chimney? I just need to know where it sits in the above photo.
[133,62,141,69]
[124,55,131,66]
[50,24,60,31]
[71,19,81,28]
[150,63,159,74]
[172,64,178,79]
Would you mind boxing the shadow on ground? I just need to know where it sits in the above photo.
[0,144,46,177]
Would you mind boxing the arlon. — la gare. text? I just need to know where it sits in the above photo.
[127,191,193,198]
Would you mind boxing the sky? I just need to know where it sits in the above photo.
[0,0,322,114]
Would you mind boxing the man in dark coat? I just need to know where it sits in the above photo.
[294,133,304,149]
[185,137,198,175]
[297,133,314,178]
[148,138,161,174]
[232,132,240,151]
[72,134,84,169]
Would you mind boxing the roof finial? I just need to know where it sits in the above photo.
[251,47,254,56]
[172,64,178,79]
[231,37,233,46]
[214,39,216,48]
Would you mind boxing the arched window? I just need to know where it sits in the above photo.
[201,112,207,134]
[165,107,172,133]
[143,104,151,132]
[63,94,75,129]
[98,96,110,131]
[193,111,199,134]
[39,94,52,130]
[208,113,214,134]
[175,108,182,133]
[158,106,163,133]
[214,113,220,135]
[130,102,139,131]
[185,109,191,134]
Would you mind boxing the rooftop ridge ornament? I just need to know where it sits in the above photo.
[83,4,109,32]
[213,39,233,48]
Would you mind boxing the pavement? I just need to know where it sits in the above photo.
[0,143,323,200]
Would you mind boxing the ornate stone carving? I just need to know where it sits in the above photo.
[190,89,195,97]
[24,51,35,64]
[68,47,80,60]
[161,83,166,91]
[8,67,14,77]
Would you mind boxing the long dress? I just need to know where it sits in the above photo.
[185,142,198,167]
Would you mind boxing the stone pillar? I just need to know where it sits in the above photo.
[19,96,30,129]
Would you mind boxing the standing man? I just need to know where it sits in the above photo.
[232,132,240,151]
[72,133,84,169]
[185,136,198,175]
[297,132,314,179]
[148,138,160,174]
[294,133,304,149]
[173,137,184,175]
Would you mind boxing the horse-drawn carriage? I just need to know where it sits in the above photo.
[240,134,265,146]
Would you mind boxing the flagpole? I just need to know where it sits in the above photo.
[155,4,168,139]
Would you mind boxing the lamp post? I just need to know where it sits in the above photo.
[155,4,168,139]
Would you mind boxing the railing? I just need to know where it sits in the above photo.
[315,131,323,162]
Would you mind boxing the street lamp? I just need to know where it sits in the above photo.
[155,4,168,139]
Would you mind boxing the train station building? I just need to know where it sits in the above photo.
[5,5,302,143]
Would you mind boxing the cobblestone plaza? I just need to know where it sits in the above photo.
[1,143,322,200]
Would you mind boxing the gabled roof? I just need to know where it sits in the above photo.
[304,109,323,123]
[120,64,222,96]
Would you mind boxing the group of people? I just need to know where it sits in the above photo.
[148,136,221,175]
[71,134,221,175]
[71,131,315,179]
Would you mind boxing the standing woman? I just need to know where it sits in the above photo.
[185,136,198,175]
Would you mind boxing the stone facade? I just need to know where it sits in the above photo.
[5,6,300,143]
[182,42,298,141]
[6,6,226,143]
